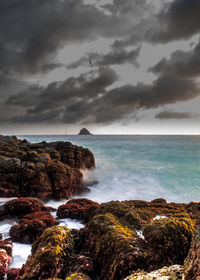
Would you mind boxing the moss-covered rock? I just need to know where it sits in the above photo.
[65,272,91,280]
[184,225,200,280]
[20,226,74,280]
[143,216,196,269]
[124,265,184,280]
[88,213,146,280]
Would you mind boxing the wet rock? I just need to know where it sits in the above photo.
[0,135,95,200]
[143,216,196,270]
[151,198,167,204]
[7,268,20,280]
[124,265,184,280]
[88,213,146,280]
[184,225,200,280]
[20,226,74,279]
[57,199,99,223]
[10,211,57,243]
[4,198,44,218]
[0,240,13,279]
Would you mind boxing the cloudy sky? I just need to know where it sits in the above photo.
[1,0,200,134]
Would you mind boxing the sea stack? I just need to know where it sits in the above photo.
[78,128,92,135]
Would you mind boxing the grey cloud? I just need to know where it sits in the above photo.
[155,110,194,120]
[0,0,121,76]
[151,0,200,43]
[67,46,140,69]
[150,40,200,78]
[8,72,200,125]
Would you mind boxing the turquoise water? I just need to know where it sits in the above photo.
[19,135,200,203]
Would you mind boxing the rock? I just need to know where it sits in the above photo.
[4,198,44,218]
[66,255,93,277]
[124,265,184,280]
[7,268,20,280]
[0,240,13,279]
[57,199,99,223]
[10,211,57,243]
[78,128,92,136]
[143,216,196,270]
[184,225,200,280]
[0,135,95,200]
[151,198,167,204]
[20,226,74,279]
[65,273,91,280]
[87,213,146,280]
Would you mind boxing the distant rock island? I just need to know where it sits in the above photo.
[78,128,92,135]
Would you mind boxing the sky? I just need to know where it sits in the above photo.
[1,0,200,135]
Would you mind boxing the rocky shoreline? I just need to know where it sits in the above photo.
[0,136,199,279]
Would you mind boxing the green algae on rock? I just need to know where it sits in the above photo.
[20,226,74,280]
[65,272,91,279]
[143,216,196,268]
[124,265,184,280]
[88,213,146,280]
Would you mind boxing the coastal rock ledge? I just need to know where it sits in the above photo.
[15,198,200,280]
[0,135,95,200]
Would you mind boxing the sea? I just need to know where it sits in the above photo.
[2,135,200,268]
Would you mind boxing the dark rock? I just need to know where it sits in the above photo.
[151,198,167,204]
[4,198,44,218]
[7,268,20,280]
[57,198,99,223]
[0,135,95,200]
[78,128,92,135]
[10,211,57,243]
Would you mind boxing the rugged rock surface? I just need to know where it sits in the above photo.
[57,198,99,223]
[0,240,13,279]
[124,265,184,280]
[4,198,45,218]
[5,198,200,280]
[10,210,57,243]
[19,226,74,280]
[184,225,200,280]
[0,135,95,200]
[7,268,20,280]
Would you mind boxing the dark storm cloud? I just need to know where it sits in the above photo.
[150,40,200,78]
[151,0,200,43]
[8,67,118,123]
[67,46,140,69]
[155,110,194,120]
[0,0,122,76]
[8,68,200,125]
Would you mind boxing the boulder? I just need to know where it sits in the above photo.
[20,226,74,279]
[57,199,99,223]
[143,216,196,270]
[88,213,146,280]
[10,211,57,243]
[4,198,44,218]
